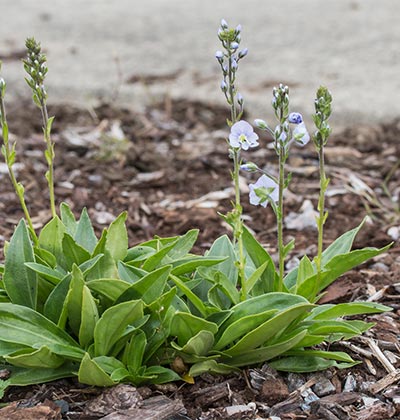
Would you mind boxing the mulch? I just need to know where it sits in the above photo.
[0,98,399,419]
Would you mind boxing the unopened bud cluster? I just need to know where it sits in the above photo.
[313,86,332,148]
[23,37,48,105]
[215,19,247,118]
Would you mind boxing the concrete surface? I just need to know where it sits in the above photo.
[1,0,400,130]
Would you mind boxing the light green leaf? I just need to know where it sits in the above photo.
[189,360,239,377]
[123,331,146,373]
[0,303,83,360]
[269,355,358,372]
[78,353,116,386]
[62,233,91,270]
[4,220,37,309]
[224,303,314,356]
[106,212,128,261]
[25,262,63,285]
[38,216,66,270]
[170,312,218,347]
[94,300,143,356]
[87,278,131,302]
[60,202,77,236]
[5,345,64,369]
[74,208,97,253]
[43,275,71,327]
[66,265,85,337]
[79,286,99,348]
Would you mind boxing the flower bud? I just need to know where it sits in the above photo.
[254,119,268,130]
[238,48,248,58]
[231,42,239,50]
[220,80,228,92]
[220,19,228,29]
[215,50,224,60]
[231,58,238,70]
[240,162,259,172]
[235,24,242,33]
[237,92,244,104]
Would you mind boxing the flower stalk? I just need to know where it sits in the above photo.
[216,20,250,300]
[312,86,332,298]
[23,38,56,218]
[0,71,38,244]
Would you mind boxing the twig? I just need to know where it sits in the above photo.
[369,369,400,394]
[362,337,396,373]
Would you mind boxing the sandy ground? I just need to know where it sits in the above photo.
[0,0,400,130]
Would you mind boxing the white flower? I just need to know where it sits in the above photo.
[249,175,279,207]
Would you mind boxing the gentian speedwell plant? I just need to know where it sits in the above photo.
[0,25,392,394]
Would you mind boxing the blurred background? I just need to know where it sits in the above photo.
[1,0,400,130]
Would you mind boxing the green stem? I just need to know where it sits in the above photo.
[227,47,246,299]
[40,100,56,218]
[277,146,285,292]
[0,97,38,244]
[315,145,326,297]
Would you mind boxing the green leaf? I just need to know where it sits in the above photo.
[106,212,128,261]
[142,239,179,271]
[60,202,77,236]
[87,278,131,302]
[25,262,64,285]
[224,303,314,356]
[62,233,91,270]
[44,275,71,326]
[321,219,366,266]
[118,261,147,283]
[297,244,391,298]
[170,274,210,317]
[0,303,83,360]
[38,216,66,269]
[204,235,238,285]
[214,309,277,350]
[143,366,181,384]
[171,257,227,276]
[297,255,315,286]
[74,208,97,253]
[0,362,76,387]
[161,229,199,263]
[170,312,218,347]
[242,226,278,293]
[225,330,308,367]
[78,353,116,386]
[33,247,57,268]
[4,220,37,309]
[79,286,99,348]
[308,302,392,320]
[94,300,144,356]
[269,355,358,372]
[176,330,215,356]
[116,265,171,304]
[5,345,64,369]
[123,331,146,372]
[66,265,85,337]
[124,245,155,264]
[189,360,239,377]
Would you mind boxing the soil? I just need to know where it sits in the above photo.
[0,98,399,419]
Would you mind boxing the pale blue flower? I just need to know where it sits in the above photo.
[238,48,248,59]
[231,42,239,50]
[220,80,228,92]
[229,121,259,150]
[292,122,310,146]
[215,51,224,60]
[288,112,303,124]
[249,175,279,207]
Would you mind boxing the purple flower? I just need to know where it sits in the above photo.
[292,122,310,146]
[229,121,259,150]
[249,175,279,207]
[288,112,303,124]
